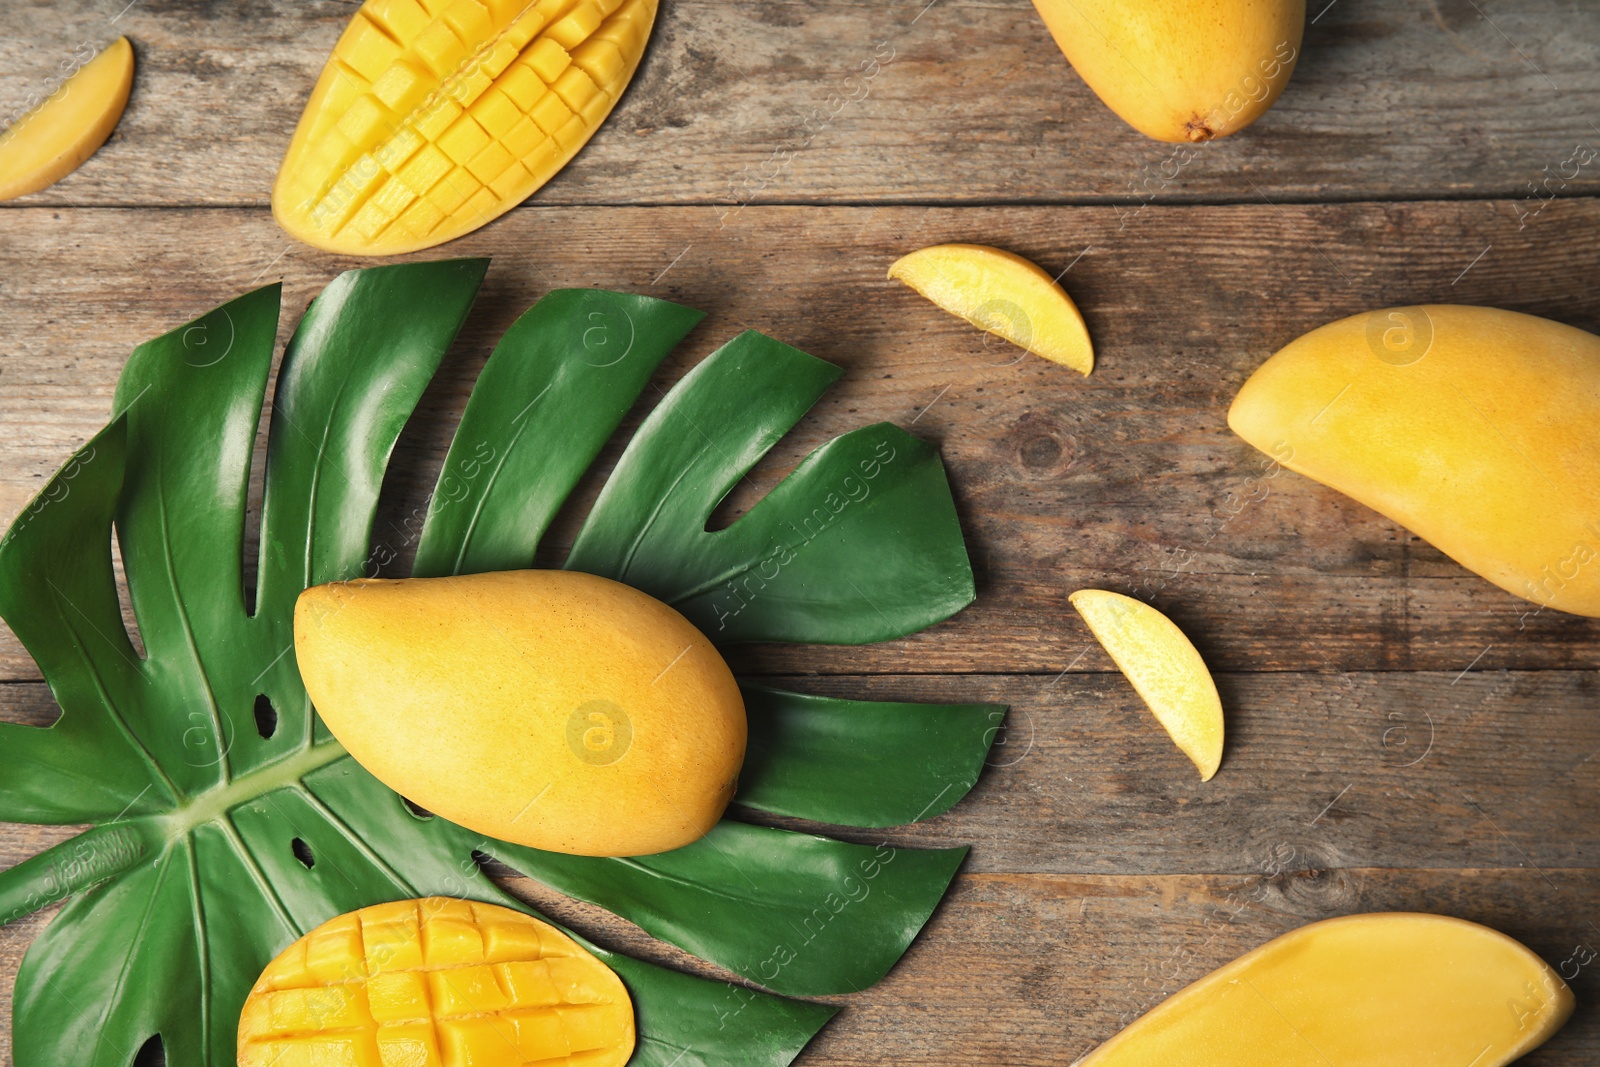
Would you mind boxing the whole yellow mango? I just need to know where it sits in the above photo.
[1029,0,1303,142]
[294,570,745,856]
[1230,305,1600,617]
[1080,913,1571,1065]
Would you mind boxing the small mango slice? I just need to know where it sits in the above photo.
[1069,589,1222,780]
[0,37,134,201]
[1080,913,1572,1066]
[888,244,1094,374]
[1230,305,1600,617]
[274,0,658,255]
[238,897,635,1067]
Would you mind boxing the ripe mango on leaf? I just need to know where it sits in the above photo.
[1230,305,1600,617]
[274,0,657,255]
[1079,913,1572,1066]
[295,570,747,857]
[1029,0,1303,143]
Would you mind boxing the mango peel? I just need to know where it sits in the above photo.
[1230,305,1600,617]
[294,570,745,857]
[1080,912,1572,1066]
[1029,0,1303,143]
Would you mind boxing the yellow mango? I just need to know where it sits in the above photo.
[1230,305,1600,617]
[238,897,635,1067]
[295,570,745,857]
[0,37,134,201]
[1029,0,1303,142]
[888,244,1094,374]
[1080,913,1572,1065]
[1069,589,1222,780]
[274,0,657,255]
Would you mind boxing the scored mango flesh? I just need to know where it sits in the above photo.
[238,897,635,1067]
[274,0,656,255]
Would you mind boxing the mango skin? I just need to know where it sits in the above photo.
[1230,305,1600,617]
[1080,912,1572,1066]
[1029,0,1303,143]
[294,570,745,857]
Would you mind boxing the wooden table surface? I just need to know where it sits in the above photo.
[3,0,1599,1063]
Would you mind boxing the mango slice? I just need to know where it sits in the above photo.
[238,897,635,1067]
[295,570,746,857]
[0,37,134,201]
[1080,913,1572,1066]
[273,0,657,255]
[888,244,1094,374]
[1029,0,1304,143]
[1069,589,1222,780]
[1230,305,1600,617]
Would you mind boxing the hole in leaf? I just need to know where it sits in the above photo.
[401,797,435,821]
[110,530,147,660]
[253,694,278,739]
[291,837,315,869]
[133,1034,165,1067]
[241,351,280,618]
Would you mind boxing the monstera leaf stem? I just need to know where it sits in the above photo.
[0,820,162,925]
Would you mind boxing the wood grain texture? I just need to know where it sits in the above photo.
[2,0,1600,207]
[2,201,1599,678]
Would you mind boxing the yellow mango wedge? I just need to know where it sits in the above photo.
[1030,0,1303,142]
[295,569,745,857]
[1080,913,1572,1066]
[239,897,635,1067]
[0,37,134,201]
[1230,306,1600,617]
[274,0,657,255]
[1069,589,1222,780]
[888,244,1094,374]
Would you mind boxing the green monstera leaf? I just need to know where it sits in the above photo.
[0,259,1001,1067]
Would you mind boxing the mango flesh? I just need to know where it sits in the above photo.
[273,0,656,255]
[1080,912,1572,1065]
[294,570,745,857]
[1229,305,1600,617]
[1029,0,1303,143]
[0,37,134,201]
[888,244,1095,375]
[1069,589,1222,781]
[238,896,634,1067]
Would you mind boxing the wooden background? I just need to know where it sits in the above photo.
[3,0,1600,1063]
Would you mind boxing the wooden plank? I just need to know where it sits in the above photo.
[3,666,1595,876]
[2,201,1599,676]
[2,0,1600,207]
[0,868,1592,1064]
